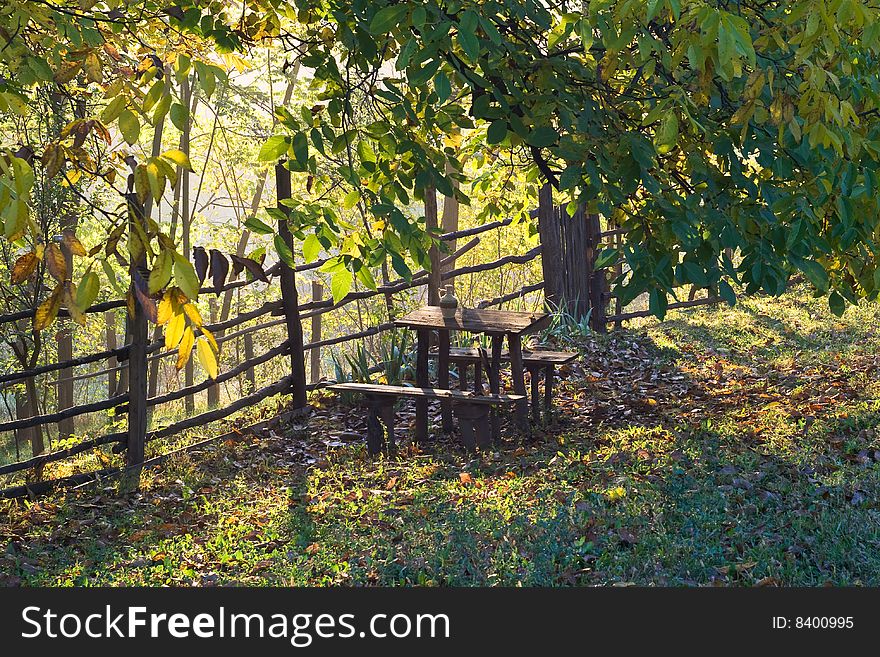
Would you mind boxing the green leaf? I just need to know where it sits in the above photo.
[303,233,321,263]
[654,112,679,154]
[118,109,140,145]
[370,5,408,34]
[169,102,189,132]
[526,126,558,148]
[292,131,309,167]
[173,253,201,300]
[458,29,480,60]
[149,249,173,293]
[593,248,619,270]
[274,234,296,268]
[244,215,274,235]
[343,190,360,210]
[258,135,290,162]
[649,288,668,319]
[646,0,665,21]
[434,71,451,103]
[331,268,353,303]
[718,280,736,306]
[75,271,100,310]
[796,259,829,293]
[487,119,508,144]
[828,291,846,317]
[101,95,127,124]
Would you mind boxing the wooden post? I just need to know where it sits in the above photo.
[310,280,322,384]
[586,213,607,333]
[275,162,308,409]
[106,311,118,397]
[488,334,503,443]
[425,185,441,306]
[415,328,430,445]
[438,329,453,431]
[124,191,148,486]
[537,183,562,312]
[56,236,74,440]
[440,160,460,288]
[207,297,220,408]
[507,335,529,431]
[243,332,256,393]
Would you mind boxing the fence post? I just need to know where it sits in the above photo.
[55,236,75,441]
[105,311,118,396]
[537,183,562,312]
[585,213,607,333]
[425,184,441,305]
[310,281,322,384]
[274,161,308,409]
[124,191,148,486]
[207,297,220,408]
[243,332,256,393]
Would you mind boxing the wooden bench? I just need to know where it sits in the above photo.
[429,347,578,421]
[326,383,525,453]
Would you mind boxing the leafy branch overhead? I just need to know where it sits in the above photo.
[3,0,880,384]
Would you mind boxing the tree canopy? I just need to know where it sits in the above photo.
[3,0,880,371]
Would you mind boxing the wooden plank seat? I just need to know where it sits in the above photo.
[326,383,525,453]
[429,347,578,421]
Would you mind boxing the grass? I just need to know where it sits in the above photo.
[3,284,880,586]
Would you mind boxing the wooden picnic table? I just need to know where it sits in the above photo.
[394,306,550,442]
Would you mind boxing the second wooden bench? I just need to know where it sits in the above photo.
[430,347,578,421]
[326,383,524,453]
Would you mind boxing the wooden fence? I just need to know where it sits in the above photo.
[0,168,546,499]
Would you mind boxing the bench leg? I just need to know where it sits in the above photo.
[458,361,468,391]
[365,402,384,455]
[473,360,483,393]
[507,336,529,432]
[489,334,503,444]
[453,402,491,452]
[378,400,397,452]
[438,330,454,432]
[529,366,541,423]
[415,328,430,445]
[544,364,555,417]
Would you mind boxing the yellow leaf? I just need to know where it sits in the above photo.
[41,143,64,179]
[183,302,203,327]
[165,310,185,350]
[62,230,87,256]
[10,251,38,284]
[45,243,67,282]
[176,326,194,370]
[64,285,86,326]
[196,337,218,379]
[200,326,219,353]
[84,51,102,83]
[156,291,174,325]
[34,285,63,331]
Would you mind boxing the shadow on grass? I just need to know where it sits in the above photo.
[4,316,880,587]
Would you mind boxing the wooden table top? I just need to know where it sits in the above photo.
[394,306,550,336]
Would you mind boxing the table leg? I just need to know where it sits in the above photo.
[474,358,483,393]
[459,361,468,391]
[489,334,503,443]
[507,335,529,431]
[544,363,554,417]
[416,328,430,445]
[529,366,541,423]
[438,329,453,431]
